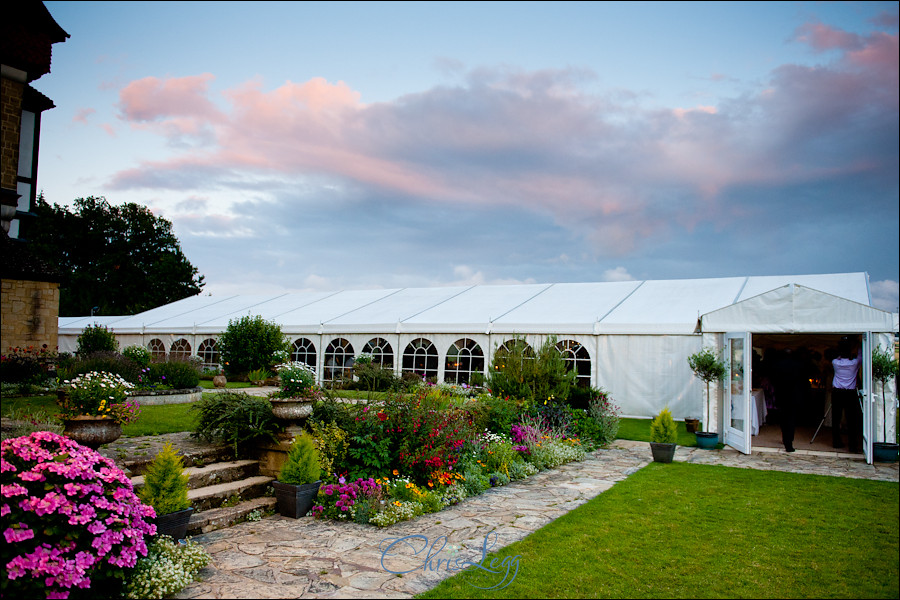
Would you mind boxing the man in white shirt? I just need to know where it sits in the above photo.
[831,337,862,453]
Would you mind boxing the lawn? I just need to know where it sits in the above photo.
[1,394,199,436]
[419,462,899,599]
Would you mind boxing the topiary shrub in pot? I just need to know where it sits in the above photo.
[649,407,678,463]
[273,433,322,518]
[137,442,193,540]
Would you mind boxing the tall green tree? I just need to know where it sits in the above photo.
[25,194,204,316]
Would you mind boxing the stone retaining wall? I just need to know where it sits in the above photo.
[128,387,203,405]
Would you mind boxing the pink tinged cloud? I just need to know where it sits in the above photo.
[118,73,223,122]
[72,108,95,124]
[795,22,863,52]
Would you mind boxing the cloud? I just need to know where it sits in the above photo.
[602,267,635,282]
[870,279,899,313]
[72,108,95,124]
[108,21,897,268]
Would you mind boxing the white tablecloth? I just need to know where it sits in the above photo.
[751,389,767,436]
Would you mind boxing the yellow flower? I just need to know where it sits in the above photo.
[393,469,399,476]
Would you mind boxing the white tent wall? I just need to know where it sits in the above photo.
[873,332,897,444]
[595,334,705,420]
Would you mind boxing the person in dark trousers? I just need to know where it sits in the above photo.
[772,348,807,452]
[831,337,862,453]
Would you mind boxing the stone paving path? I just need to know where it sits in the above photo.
[174,441,898,599]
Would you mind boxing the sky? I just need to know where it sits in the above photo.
[36,1,900,312]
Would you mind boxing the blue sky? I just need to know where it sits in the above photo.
[37,1,899,311]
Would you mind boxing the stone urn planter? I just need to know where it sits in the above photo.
[269,398,314,422]
[212,375,227,388]
[62,415,122,449]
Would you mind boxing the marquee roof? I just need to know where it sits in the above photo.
[58,272,893,337]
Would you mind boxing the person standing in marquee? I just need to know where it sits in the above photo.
[831,337,862,453]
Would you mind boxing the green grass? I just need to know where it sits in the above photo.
[617,417,699,446]
[1,394,197,436]
[197,380,253,389]
[418,462,899,599]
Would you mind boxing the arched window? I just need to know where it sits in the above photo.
[362,338,393,368]
[492,338,534,374]
[324,338,354,384]
[147,339,166,362]
[556,339,591,386]
[445,338,484,385]
[169,338,192,361]
[197,338,219,368]
[291,338,317,368]
[402,338,438,380]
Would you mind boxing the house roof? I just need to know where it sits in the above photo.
[57,272,894,338]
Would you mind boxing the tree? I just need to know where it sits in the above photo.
[24,195,204,316]
[688,347,727,433]
[217,315,289,377]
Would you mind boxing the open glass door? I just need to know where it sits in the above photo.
[724,332,752,454]
[861,332,873,464]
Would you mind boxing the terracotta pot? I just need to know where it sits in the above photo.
[63,415,122,449]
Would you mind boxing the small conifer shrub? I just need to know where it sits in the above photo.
[278,434,322,485]
[138,442,191,515]
[650,407,678,444]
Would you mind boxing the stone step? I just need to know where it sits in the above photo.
[188,475,275,512]
[106,433,236,477]
[187,496,278,535]
[131,460,260,492]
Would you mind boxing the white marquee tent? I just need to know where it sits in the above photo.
[58,272,897,462]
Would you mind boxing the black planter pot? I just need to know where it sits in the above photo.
[873,442,899,463]
[695,431,719,450]
[650,442,676,463]
[274,480,322,518]
[684,419,700,434]
[155,507,194,540]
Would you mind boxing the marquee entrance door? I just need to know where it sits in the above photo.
[723,332,752,454]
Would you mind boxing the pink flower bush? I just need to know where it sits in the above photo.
[1,431,156,599]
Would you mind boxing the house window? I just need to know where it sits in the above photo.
[170,338,192,361]
[147,339,166,362]
[556,339,591,386]
[445,338,484,385]
[402,338,438,380]
[291,338,317,368]
[324,338,354,384]
[197,338,219,369]
[362,338,393,368]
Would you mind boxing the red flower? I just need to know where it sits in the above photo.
[377,412,388,421]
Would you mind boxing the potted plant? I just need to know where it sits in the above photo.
[650,407,678,463]
[872,346,899,462]
[688,347,727,449]
[138,442,194,540]
[684,416,700,434]
[57,370,141,448]
[273,433,322,518]
[270,362,322,428]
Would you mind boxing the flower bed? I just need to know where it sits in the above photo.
[306,386,611,527]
